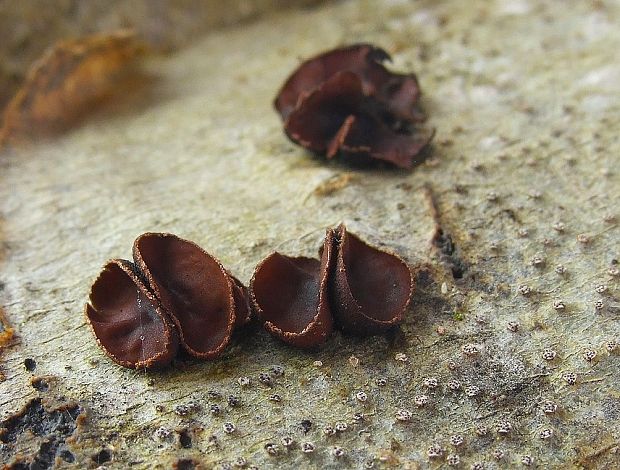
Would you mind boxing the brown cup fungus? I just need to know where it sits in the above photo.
[329,224,413,335]
[274,44,434,169]
[251,224,413,347]
[85,233,250,369]
[250,231,335,348]
[85,259,179,369]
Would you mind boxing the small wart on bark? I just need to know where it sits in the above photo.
[250,224,413,347]
[85,233,251,369]
[173,458,202,470]
[274,44,434,169]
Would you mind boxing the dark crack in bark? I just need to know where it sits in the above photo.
[424,185,468,280]
[0,398,84,469]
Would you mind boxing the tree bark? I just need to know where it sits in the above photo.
[1,1,619,468]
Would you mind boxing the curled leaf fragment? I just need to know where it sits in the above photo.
[274,43,434,169]
[0,29,145,145]
[85,259,179,369]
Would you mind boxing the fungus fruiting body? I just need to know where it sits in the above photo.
[88,227,414,362]
[133,233,247,359]
[85,259,179,369]
[328,224,413,335]
[85,233,250,369]
[251,224,413,347]
[274,44,434,169]
[250,230,334,348]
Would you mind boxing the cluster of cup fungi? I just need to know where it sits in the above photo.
[274,43,433,169]
[86,43,430,368]
[85,227,413,369]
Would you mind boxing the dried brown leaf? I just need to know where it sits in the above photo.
[0,29,146,146]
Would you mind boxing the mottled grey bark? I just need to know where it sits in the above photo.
[1,1,619,469]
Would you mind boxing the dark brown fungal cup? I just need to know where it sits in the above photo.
[85,259,179,369]
[133,233,243,359]
[329,224,413,335]
[275,44,421,122]
[274,43,434,169]
[86,233,251,368]
[250,232,334,348]
[251,224,412,347]
[284,71,365,157]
